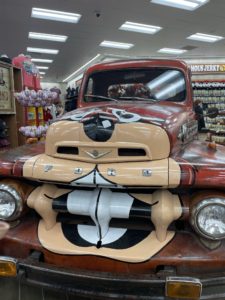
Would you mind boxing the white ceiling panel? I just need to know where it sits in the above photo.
[1,0,225,82]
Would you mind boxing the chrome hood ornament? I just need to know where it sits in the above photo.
[84,150,111,159]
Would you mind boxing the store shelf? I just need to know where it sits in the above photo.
[0,114,18,148]
[193,80,225,143]
[0,62,23,148]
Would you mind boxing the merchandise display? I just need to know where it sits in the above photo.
[193,81,225,144]
[12,56,62,141]
[15,89,58,107]
[0,119,10,149]
[12,54,40,89]
[18,125,48,138]
[65,86,78,112]
[14,89,59,138]
[0,60,23,148]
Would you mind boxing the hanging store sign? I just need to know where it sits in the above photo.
[190,64,225,74]
[0,63,13,112]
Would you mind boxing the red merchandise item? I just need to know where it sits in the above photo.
[43,108,53,122]
[12,54,40,89]
[34,72,41,90]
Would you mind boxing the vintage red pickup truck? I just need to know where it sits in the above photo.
[0,59,225,299]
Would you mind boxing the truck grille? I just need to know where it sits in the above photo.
[57,146,79,155]
[118,148,146,156]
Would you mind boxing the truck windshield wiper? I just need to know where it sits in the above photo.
[84,94,118,103]
[118,96,157,102]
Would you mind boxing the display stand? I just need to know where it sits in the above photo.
[13,54,49,144]
[0,61,23,149]
[191,63,225,145]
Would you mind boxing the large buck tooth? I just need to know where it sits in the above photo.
[151,190,182,242]
[27,184,58,230]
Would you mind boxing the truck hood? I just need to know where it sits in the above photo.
[44,101,195,163]
[62,101,188,129]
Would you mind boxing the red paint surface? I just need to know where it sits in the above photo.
[0,143,44,178]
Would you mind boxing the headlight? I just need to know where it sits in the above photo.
[0,184,23,221]
[191,198,225,240]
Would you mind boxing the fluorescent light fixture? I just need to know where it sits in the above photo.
[100,40,134,49]
[151,0,209,11]
[31,7,81,23]
[27,47,59,54]
[29,32,67,42]
[39,72,46,75]
[31,58,53,63]
[187,32,223,43]
[36,66,49,70]
[158,48,187,54]
[119,21,162,34]
[63,54,101,82]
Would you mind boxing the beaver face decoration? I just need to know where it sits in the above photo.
[28,184,182,263]
[25,106,181,262]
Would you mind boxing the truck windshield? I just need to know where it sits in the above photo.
[84,68,186,103]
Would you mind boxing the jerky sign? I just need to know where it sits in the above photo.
[0,65,12,111]
[190,64,225,74]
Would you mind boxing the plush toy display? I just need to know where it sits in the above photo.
[15,85,62,141]
[19,125,48,138]
[15,89,58,107]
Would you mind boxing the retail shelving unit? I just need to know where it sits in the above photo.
[0,61,23,148]
[192,80,225,144]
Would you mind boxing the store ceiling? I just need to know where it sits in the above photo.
[1,0,225,82]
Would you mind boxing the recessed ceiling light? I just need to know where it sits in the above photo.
[100,40,134,49]
[29,32,68,42]
[119,21,162,34]
[36,66,49,70]
[31,7,81,23]
[151,0,209,11]
[187,32,223,42]
[158,48,187,54]
[31,58,53,63]
[39,72,46,75]
[63,54,101,82]
[27,47,59,54]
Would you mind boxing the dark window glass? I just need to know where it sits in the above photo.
[84,68,186,103]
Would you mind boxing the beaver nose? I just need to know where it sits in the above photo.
[83,114,115,142]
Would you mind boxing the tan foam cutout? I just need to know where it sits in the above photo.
[151,190,182,242]
[38,221,175,263]
[27,184,71,230]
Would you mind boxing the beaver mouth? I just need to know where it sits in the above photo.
[27,184,181,262]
